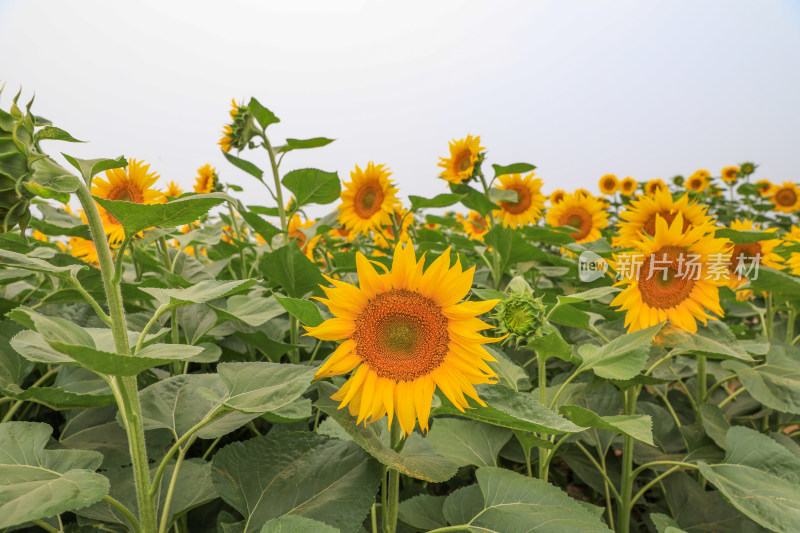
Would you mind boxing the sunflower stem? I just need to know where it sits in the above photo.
[616,386,639,533]
[537,351,549,481]
[382,421,403,533]
[696,354,707,413]
[261,135,287,233]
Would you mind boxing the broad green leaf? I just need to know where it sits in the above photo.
[724,345,800,415]
[527,326,573,362]
[663,321,754,361]
[0,248,86,279]
[650,513,688,533]
[29,203,91,239]
[431,384,581,434]
[212,362,315,414]
[442,467,612,532]
[50,341,203,376]
[425,418,512,467]
[282,168,340,206]
[260,243,325,298]
[315,382,459,482]
[61,154,127,185]
[715,228,778,244]
[559,405,654,445]
[222,151,264,181]
[7,307,94,347]
[409,193,463,210]
[492,162,536,177]
[749,266,800,296]
[241,209,280,243]
[275,296,323,327]
[484,225,547,274]
[93,192,232,236]
[34,126,83,143]
[0,366,114,410]
[0,321,33,386]
[211,431,381,533]
[556,286,620,305]
[577,324,662,380]
[450,183,498,216]
[486,346,530,391]
[248,97,280,130]
[699,403,730,449]
[0,422,109,528]
[398,494,447,531]
[260,515,338,533]
[210,294,286,327]
[142,279,257,308]
[276,137,335,154]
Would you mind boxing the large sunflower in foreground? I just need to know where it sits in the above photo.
[438,135,485,184]
[771,181,800,213]
[493,173,546,228]
[616,188,715,247]
[338,162,401,237]
[545,192,608,244]
[611,213,730,332]
[92,159,163,243]
[598,174,619,195]
[194,164,217,194]
[725,219,783,289]
[306,242,501,436]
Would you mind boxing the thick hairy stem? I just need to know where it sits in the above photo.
[616,387,638,533]
[382,421,403,533]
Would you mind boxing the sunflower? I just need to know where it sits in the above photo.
[67,237,100,265]
[550,189,566,204]
[721,165,740,184]
[725,219,783,289]
[307,242,501,436]
[194,164,217,194]
[91,159,163,243]
[619,177,638,196]
[164,181,184,198]
[438,135,485,184]
[616,188,715,247]
[611,213,730,332]
[462,211,490,241]
[218,99,245,153]
[574,188,592,198]
[493,173,546,228]
[339,162,401,237]
[598,174,619,195]
[31,230,48,242]
[771,181,800,213]
[686,170,710,192]
[644,179,667,196]
[755,179,774,197]
[288,214,321,260]
[785,226,800,276]
[545,192,608,244]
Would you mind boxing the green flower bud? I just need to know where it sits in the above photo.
[494,277,547,347]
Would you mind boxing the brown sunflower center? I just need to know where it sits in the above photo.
[354,183,384,218]
[642,210,690,236]
[603,178,616,190]
[689,178,703,189]
[455,150,473,172]
[776,188,797,207]
[729,242,762,277]
[353,289,449,381]
[499,185,532,215]
[560,208,592,240]
[638,245,695,309]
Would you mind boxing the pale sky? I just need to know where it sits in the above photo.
[2,0,799,216]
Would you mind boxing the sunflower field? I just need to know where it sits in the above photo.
[3,90,800,533]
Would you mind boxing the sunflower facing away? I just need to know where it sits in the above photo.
[218,99,245,153]
[755,179,774,197]
[686,170,710,192]
[611,213,730,332]
[338,162,401,237]
[616,187,715,247]
[462,211,490,241]
[725,219,783,289]
[771,181,800,213]
[92,159,163,243]
[194,164,217,194]
[619,177,638,196]
[493,173,546,228]
[438,135,485,184]
[545,192,609,244]
[721,165,740,184]
[598,174,619,195]
[306,242,501,436]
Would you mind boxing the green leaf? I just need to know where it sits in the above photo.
[0,422,109,528]
[492,163,536,177]
[398,494,447,531]
[211,294,286,327]
[259,515,339,533]
[749,266,800,296]
[28,203,91,239]
[483,225,547,274]
[442,467,612,532]
[212,362,315,414]
[559,405,654,445]
[260,243,325,298]
[723,345,800,415]
[211,431,381,533]
[276,137,335,154]
[0,366,114,410]
[577,324,662,380]
[650,513,688,533]
[0,248,86,280]
[61,154,127,185]
[282,168,340,206]
[698,403,729,449]
[409,193,463,210]
[556,286,620,305]
[275,296,323,327]
[431,384,581,435]
[35,126,84,143]
[93,192,232,236]
[527,327,573,362]
[450,183,498,216]
[49,341,203,376]
[141,279,257,308]
[248,97,280,130]
[715,228,778,244]
[315,382,458,482]
[663,321,754,361]
[426,418,512,467]
[486,346,530,391]
[241,209,280,243]
[698,426,800,532]
[222,151,264,181]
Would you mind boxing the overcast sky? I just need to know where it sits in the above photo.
[2,1,799,216]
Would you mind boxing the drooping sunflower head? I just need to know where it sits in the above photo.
[611,213,730,333]
[755,179,774,197]
[91,159,163,243]
[616,188,715,247]
[462,211,490,241]
[306,242,501,436]
[686,170,710,192]
[644,179,667,197]
[438,135,485,185]
[545,192,609,244]
[619,177,638,196]
[164,181,184,198]
[493,173,546,228]
[721,165,740,184]
[725,219,783,288]
[771,181,800,213]
[549,189,566,205]
[218,98,256,153]
[194,164,218,194]
[598,174,619,195]
[338,162,401,238]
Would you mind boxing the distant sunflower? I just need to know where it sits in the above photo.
[755,179,774,197]
[288,213,321,260]
[545,192,608,243]
[194,164,217,194]
[164,181,184,198]
[644,179,667,196]
[550,189,566,205]
[375,209,413,249]
[92,159,163,243]
[686,170,710,192]
[598,174,619,195]
[574,188,592,198]
[721,165,740,184]
[771,182,800,213]
[462,211,490,241]
[619,177,638,196]
[339,162,401,237]
[611,213,730,332]
[726,219,783,289]
[785,226,800,276]
[493,173,546,228]
[438,135,485,184]
[218,99,245,153]
[307,242,501,436]
[616,188,715,247]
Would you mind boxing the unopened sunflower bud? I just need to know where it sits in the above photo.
[218,99,260,153]
[671,175,684,186]
[740,162,757,176]
[494,278,547,347]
